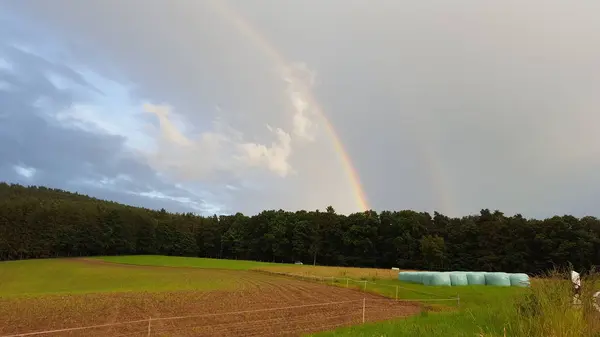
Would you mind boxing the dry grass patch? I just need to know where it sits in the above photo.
[254,265,407,280]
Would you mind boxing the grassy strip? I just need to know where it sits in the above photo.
[0,258,239,296]
[96,255,279,270]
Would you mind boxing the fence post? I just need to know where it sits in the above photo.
[346,278,349,288]
[362,298,366,323]
[363,281,367,292]
[147,317,152,337]
[395,285,398,300]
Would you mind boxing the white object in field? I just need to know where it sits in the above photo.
[593,291,600,312]
[391,267,400,271]
[571,271,581,287]
[295,261,303,265]
[572,270,582,306]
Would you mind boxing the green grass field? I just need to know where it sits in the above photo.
[86,256,600,337]
[301,276,528,337]
[2,256,598,337]
[85,256,533,336]
[312,275,600,337]
[0,258,240,296]
[311,285,524,337]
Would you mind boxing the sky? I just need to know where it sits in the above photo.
[1,0,599,218]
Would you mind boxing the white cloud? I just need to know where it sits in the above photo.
[13,164,36,179]
[142,103,192,147]
[54,104,113,133]
[238,126,293,177]
[72,174,131,189]
[36,67,157,153]
[281,63,319,142]
[45,71,71,91]
[133,189,222,214]
[143,103,296,179]
[10,43,36,56]
[49,103,156,153]
[69,174,223,214]
[0,57,13,73]
[0,5,359,215]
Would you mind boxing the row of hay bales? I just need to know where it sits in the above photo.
[398,271,530,287]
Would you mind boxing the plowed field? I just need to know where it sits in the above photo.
[0,260,420,337]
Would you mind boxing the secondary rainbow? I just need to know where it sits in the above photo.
[208,0,370,212]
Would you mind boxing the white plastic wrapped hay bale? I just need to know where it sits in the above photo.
[509,273,530,287]
[466,272,486,285]
[406,272,420,283]
[427,272,452,286]
[485,272,511,287]
[412,272,425,284]
[449,272,469,286]
[400,271,420,284]
[421,272,434,285]
[398,272,410,282]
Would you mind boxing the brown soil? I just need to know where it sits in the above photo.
[0,259,420,337]
[0,266,420,337]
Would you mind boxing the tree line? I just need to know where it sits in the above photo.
[1,182,598,274]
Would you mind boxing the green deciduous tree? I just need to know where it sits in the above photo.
[1,182,600,275]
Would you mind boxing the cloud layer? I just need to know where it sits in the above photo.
[2,0,600,218]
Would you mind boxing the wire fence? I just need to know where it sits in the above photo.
[1,272,458,337]
[1,299,382,337]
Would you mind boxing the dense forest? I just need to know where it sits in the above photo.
[1,182,599,274]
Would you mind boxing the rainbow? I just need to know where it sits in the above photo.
[207,0,370,212]
[418,130,456,217]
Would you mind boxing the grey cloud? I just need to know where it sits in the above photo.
[229,0,600,217]
[3,0,600,217]
[1,1,368,214]
[0,35,223,214]
[3,1,285,131]
[0,99,219,214]
[0,46,101,95]
[70,187,215,215]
